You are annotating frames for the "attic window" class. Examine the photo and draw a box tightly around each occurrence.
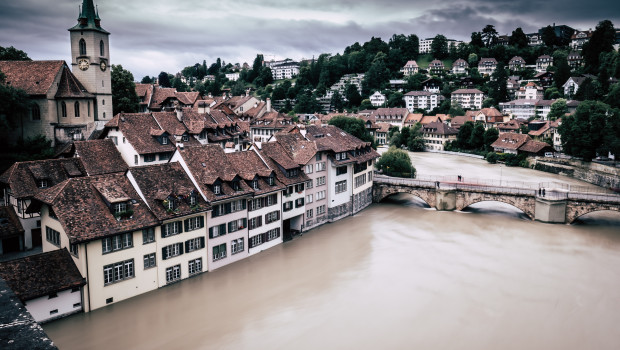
[251,179,259,190]
[164,197,176,211]
[231,180,241,191]
[213,184,221,195]
[182,134,189,142]
[189,193,197,206]
[37,179,48,188]
[267,176,275,186]
[160,136,169,145]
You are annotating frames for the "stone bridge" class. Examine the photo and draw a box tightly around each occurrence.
[373,175,620,224]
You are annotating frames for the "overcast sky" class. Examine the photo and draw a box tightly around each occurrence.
[1,0,618,80]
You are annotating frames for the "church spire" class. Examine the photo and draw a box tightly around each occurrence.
[69,0,108,33]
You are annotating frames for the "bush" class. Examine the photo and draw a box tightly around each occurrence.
[375,146,416,178]
[485,152,499,163]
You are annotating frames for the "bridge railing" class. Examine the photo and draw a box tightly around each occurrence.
[567,192,620,204]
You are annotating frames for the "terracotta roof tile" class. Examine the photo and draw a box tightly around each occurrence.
[104,113,176,155]
[54,65,93,99]
[491,132,530,151]
[129,163,210,221]
[33,174,159,243]
[0,206,24,239]
[0,249,85,301]
[74,139,128,176]
[0,60,64,96]
[0,158,86,199]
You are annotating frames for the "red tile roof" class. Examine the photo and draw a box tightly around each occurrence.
[33,174,159,243]
[0,60,64,96]
[0,249,85,301]
[0,206,24,239]
[0,158,86,199]
[105,113,176,155]
[74,139,128,176]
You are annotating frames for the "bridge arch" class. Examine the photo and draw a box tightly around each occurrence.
[566,203,620,224]
[373,185,435,208]
[457,193,535,220]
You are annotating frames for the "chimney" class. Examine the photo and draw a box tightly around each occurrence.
[266,98,271,113]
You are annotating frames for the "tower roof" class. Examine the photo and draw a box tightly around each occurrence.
[68,0,109,34]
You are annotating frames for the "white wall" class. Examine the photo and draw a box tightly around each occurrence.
[25,287,82,323]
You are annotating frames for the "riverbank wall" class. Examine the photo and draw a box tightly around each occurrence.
[529,158,620,191]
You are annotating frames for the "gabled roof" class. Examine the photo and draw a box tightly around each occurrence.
[404,113,423,124]
[0,206,24,239]
[519,140,554,154]
[509,56,525,63]
[422,121,458,135]
[105,113,176,155]
[491,132,530,151]
[452,88,484,94]
[32,174,159,243]
[74,139,128,176]
[0,60,64,96]
[129,163,210,220]
[0,158,86,199]
[55,65,93,99]
[0,249,85,301]
[273,133,317,165]
[403,60,419,67]
[371,108,409,117]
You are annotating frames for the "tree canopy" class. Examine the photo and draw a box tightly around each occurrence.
[111,65,140,115]
[328,116,375,147]
[375,146,416,178]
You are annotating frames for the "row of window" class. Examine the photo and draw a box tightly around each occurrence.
[248,194,278,211]
[161,237,206,260]
[143,152,172,163]
[161,216,205,238]
[102,233,133,254]
[212,199,246,217]
[78,38,105,57]
[103,259,134,285]
[59,101,87,119]
[249,228,281,249]
[335,180,348,194]
[208,217,248,238]
[354,173,367,189]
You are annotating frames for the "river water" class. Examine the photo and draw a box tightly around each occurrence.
[44,152,620,350]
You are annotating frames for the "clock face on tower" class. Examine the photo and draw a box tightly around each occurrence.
[78,58,89,71]
[100,61,107,71]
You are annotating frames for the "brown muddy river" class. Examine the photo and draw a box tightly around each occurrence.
[44,152,620,350]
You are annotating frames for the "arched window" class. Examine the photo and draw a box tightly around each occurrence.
[74,101,80,118]
[100,40,105,56]
[79,39,86,56]
[32,104,41,121]
[61,102,67,118]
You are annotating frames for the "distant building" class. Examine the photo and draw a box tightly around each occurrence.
[269,60,300,80]
[451,59,469,75]
[369,91,386,107]
[451,89,485,110]
[401,60,419,76]
[403,91,443,113]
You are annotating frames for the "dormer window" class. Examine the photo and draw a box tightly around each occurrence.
[267,176,275,186]
[232,181,240,191]
[251,179,259,190]
[161,136,169,145]
[37,179,48,188]
[182,134,189,142]
[113,202,127,214]
[189,193,197,206]
[164,197,176,211]
[213,184,221,195]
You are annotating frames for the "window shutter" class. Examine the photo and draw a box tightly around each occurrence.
[258,216,262,227]
[184,219,189,232]
[178,221,183,233]
[200,237,205,249]
[262,233,268,242]
[242,218,247,227]
[225,203,231,214]
[242,200,247,210]
[161,225,166,238]
[162,247,167,260]
[220,223,226,235]
[179,243,184,255]
[185,240,190,252]
[228,222,233,232]
[209,227,214,239]
[276,211,280,220]
[199,216,204,228]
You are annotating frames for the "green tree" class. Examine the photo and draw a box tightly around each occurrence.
[582,20,616,73]
[141,76,155,84]
[541,26,558,47]
[553,50,571,89]
[468,53,479,66]
[574,78,602,101]
[509,28,528,48]
[328,116,375,146]
[544,87,563,99]
[362,53,390,95]
[558,101,612,161]
[604,83,620,108]
[330,90,345,112]
[470,32,484,49]
[345,83,362,107]
[483,127,499,151]
[294,89,321,114]
[404,73,426,91]
[481,25,498,47]
[469,123,486,150]
[457,121,474,149]
[547,99,568,121]
[0,46,31,60]
[407,122,425,151]
[488,63,509,103]
[375,146,416,178]
[431,34,449,59]
[386,91,405,108]
[111,65,140,115]
[158,71,171,87]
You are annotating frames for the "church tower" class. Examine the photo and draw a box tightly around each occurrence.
[69,0,112,121]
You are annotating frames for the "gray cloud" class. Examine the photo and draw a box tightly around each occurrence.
[1,0,618,79]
